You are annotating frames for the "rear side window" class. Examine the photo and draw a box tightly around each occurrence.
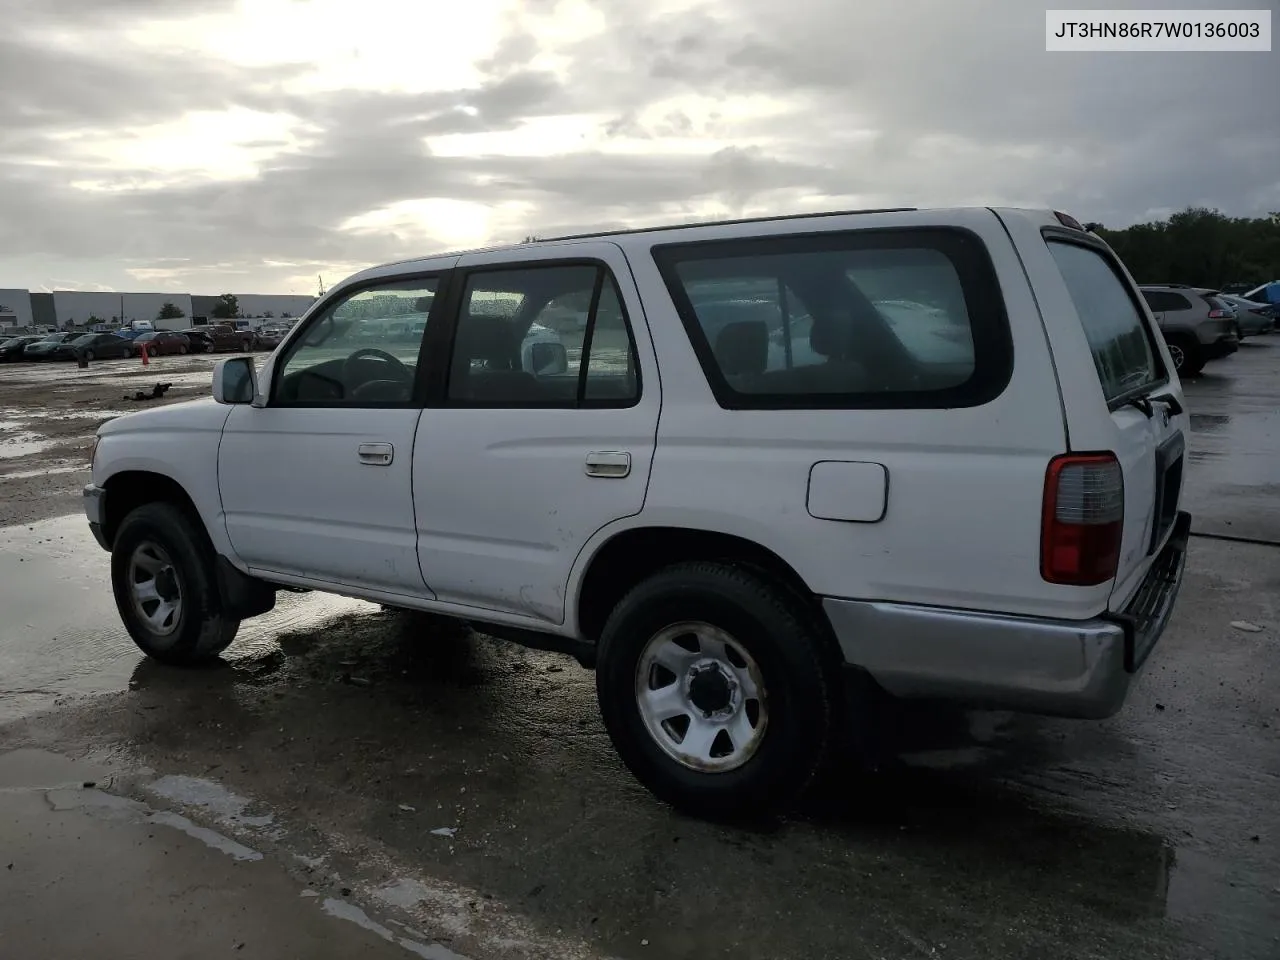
[1142,290,1192,312]
[1048,241,1161,403]
[654,228,1011,410]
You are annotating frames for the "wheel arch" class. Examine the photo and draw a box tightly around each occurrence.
[573,523,824,645]
[101,470,209,551]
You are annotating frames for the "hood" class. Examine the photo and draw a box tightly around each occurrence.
[97,397,230,437]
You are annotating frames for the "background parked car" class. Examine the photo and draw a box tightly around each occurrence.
[21,332,80,361]
[56,333,132,361]
[253,325,288,349]
[0,335,44,361]
[1139,285,1238,375]
[1219,294,1277,336]
[188,323,256,352]
[181,329,214,353]
[130,331,192,357]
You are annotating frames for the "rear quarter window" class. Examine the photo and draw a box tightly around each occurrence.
[1048,240,1162,403]
[653,228,1011,410]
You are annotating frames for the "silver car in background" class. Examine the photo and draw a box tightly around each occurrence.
[1219,294,1277,338]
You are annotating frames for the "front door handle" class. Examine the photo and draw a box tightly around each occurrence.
[358,442,394,466]
[585,450,631,478]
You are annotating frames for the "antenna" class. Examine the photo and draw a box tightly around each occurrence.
[317,274,326,297]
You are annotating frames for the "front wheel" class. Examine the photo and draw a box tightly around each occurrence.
[111,502,240,665]
[595,562,840,819]
[83,349,95,362]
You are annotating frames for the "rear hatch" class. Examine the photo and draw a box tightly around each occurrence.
[1041,232,1188,611]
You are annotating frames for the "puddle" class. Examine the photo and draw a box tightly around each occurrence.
[0,514,373,722]
[21,409,133,422]
[0,465,86,481]
[0,432,54,459]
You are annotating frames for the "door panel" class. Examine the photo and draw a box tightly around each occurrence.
[219,407,428,594]
[413,243,660,624]
[217,269,452,596]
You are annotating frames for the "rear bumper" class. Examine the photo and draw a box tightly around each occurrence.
[1203,337,1238,360]
[824,512,1191,719]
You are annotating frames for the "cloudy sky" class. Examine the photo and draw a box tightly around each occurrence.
[1,0,1276,295]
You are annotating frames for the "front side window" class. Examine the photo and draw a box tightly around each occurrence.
[655,229,1007,409]
[446,263,639,407]
[273,277,438,405]
[1048,241,1161,403]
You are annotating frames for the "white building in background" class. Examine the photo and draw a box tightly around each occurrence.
[190,293,315,323]
[51,292,194,329]
[0,289,34,332]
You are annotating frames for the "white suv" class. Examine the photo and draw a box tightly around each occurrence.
[84,208,1191,818]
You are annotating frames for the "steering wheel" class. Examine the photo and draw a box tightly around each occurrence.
[342,348,411,389]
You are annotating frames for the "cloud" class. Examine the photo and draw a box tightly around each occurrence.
[0,0,1275,294]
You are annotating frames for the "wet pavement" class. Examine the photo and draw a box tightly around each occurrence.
[1,342,1279,959]
[1180,342,1280,543]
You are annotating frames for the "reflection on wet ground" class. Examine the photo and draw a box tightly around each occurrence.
[1182,342,1280,541]
[0,515,372,722]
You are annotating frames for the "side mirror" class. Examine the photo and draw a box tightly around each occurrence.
[213,356,258,405]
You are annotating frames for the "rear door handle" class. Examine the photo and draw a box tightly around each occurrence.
[358,442,394,466]
[585,450,631,478]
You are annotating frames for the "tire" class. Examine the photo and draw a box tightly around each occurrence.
[595,561,839,819]
[241,339,252,352]
[178,344,188,355]
[111,502,240,665]
[83,349,95,362]
[1167,336,1203,377]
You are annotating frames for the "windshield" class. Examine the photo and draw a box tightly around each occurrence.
[71,334,96,345]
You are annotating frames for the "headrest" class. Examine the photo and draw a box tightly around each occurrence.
[714,320,769,376]
[454,314,515,366]
[809,314,853,359]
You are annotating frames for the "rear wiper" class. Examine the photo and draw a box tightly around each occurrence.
[1122,396,1155,418]
[1148,392,1184,416]
[1120,390,1183,419]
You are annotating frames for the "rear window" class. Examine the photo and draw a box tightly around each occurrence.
[1048,241,1161,403]
[654,228,1011,410]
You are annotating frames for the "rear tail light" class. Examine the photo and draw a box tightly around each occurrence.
[1041,453,1124,586]
[1207,308,1231,319]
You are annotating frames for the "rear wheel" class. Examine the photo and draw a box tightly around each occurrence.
[1167,336,1203,376]
[595,561,840,819]
[83,349,95,362]
[178,344,188,355]
[111,502,240,665]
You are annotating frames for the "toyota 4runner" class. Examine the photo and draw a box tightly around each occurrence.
[85,207,1191,818]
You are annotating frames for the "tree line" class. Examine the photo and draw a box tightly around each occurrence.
[1087,207,1280,290]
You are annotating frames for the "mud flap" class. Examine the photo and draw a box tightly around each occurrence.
[215,556,277,619]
